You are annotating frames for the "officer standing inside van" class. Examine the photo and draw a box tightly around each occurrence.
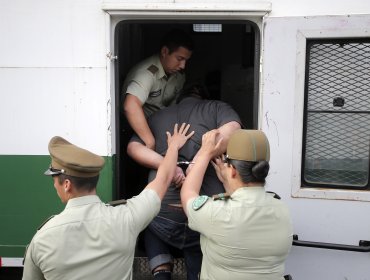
[122,29,194,150]
[181,129,293,280]
[22,123,194,280]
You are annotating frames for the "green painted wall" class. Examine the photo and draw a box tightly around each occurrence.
[0,155,114,257]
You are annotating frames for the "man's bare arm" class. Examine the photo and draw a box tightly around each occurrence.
[186,121,241,175]
[123,94,155,150]
[127,141,163,169]
[217,121,241,152]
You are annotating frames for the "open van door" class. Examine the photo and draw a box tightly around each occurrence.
[262,14,370,279]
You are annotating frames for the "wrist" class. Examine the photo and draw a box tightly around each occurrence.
[168,143,180,151]
[196,151,213,163]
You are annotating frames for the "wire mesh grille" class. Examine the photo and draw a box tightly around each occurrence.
[133,257,187,280]
[303,39,370,188]
[307,41,370,111]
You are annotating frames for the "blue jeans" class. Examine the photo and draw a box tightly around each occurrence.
[145,215,202,280]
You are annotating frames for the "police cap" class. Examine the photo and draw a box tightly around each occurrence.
[44,136,105,177]
[226,130,270,162]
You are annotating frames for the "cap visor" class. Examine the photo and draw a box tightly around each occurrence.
[44,169,61,176]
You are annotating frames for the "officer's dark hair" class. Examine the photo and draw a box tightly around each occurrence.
[57,174,99,192]
[160,29,194,53]
[228,159,270,184]
[176,83,210,103]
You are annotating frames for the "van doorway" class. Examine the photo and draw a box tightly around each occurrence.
[114,21,260,200]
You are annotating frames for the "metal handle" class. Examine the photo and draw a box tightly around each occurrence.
[293,234,370,252]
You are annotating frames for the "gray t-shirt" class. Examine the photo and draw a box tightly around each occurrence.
[131,96,242,197]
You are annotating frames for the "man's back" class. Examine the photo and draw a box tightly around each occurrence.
[147,96,241,195]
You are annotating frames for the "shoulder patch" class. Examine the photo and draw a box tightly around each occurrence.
[212,193,230,201]
[147,65,158,74]
[38,215,55,230]
[108,199,127,207]
[149,89,161,97]
[192,195,209,211]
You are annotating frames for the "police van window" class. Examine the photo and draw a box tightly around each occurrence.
[302,38,370,190]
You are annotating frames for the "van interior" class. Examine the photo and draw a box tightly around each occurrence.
[114,21,260,202]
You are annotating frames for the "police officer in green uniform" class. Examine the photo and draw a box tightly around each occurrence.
[181,129,293,280]
[122,29,194,150]
[22,123,194,280]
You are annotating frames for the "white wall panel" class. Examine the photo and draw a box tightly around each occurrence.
[0,0,106,67]
[0,67,109,155]
[102,0,370,17]
[268,0,370,17]
[262,15,370,279]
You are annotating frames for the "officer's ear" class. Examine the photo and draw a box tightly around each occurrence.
[63,179,72,193]
[161,46,170,57]
[230,164,238,178]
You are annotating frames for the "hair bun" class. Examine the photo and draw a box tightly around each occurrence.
[251,161,270,180]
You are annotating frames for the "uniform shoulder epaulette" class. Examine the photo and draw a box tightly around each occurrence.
[147,65,158,74]
[38,215,55,230]
[266,191,281,199]
[192,195,209,211]
[212,193,230,201]
[107,199,127,207]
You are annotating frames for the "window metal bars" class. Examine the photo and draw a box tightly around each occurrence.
[302,39,370,189]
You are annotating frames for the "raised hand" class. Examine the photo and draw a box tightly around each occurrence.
[166,123,195,150]
[211,155,226,184]
[173,166,185,188]
[199,129,223,158]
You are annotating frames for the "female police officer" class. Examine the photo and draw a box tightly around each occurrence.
[181,129,293,280]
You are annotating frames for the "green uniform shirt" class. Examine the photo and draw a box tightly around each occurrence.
[187,187,293,280]
[23,190,161,280]
[122,54,185,117]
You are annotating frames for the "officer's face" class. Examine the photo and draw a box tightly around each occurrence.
[161,46,192,75]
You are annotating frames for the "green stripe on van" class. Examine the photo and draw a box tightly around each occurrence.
[0,155,113,257]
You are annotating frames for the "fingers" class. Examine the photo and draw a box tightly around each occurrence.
[202,129,219,143]
[211,157,222,169]
[186,130,195,139]
[165,131,171,142]
[178,123,194,138]
[174,175,185,186]
[173,123,179,134]
[173,166,185,188]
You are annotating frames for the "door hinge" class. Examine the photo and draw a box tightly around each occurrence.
[106,52,118,61]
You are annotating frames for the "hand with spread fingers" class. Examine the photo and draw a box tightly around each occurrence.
[166,123,195,151]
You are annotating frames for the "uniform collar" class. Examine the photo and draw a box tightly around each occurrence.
[230,186,265,200]
[65,195,101,209]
